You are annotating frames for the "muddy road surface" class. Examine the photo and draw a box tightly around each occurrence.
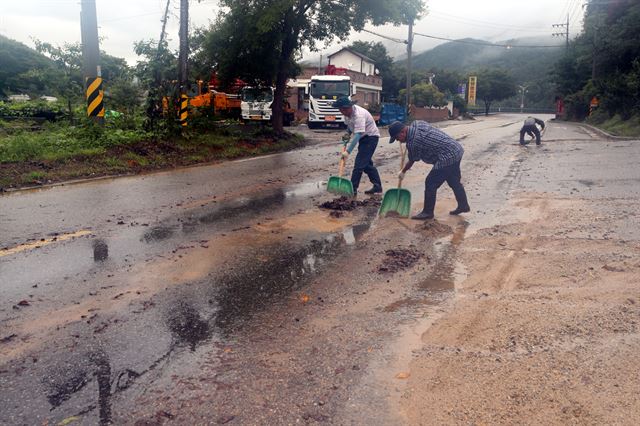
[2,115,639,425]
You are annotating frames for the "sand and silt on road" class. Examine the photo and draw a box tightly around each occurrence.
[2,118,639,424]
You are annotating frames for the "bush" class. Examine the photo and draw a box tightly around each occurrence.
[0,100,68,121]
[0,118,150,163]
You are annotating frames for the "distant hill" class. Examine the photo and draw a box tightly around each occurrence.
[0,35,55,97]
[410,36,563,80]
[404,36,565,107]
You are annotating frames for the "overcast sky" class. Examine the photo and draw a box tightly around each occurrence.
[1,0,585,65]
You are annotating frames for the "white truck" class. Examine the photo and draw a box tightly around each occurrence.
[306,74,355,129]
[240,86,274,123]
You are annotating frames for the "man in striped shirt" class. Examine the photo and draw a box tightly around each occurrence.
[389,120,470,220]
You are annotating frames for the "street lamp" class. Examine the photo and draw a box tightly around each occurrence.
[518,85,528,113]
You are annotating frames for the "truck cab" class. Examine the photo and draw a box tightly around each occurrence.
[307,75,354,129]
[240,86,274,123]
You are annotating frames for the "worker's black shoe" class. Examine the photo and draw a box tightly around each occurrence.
[449,205,471,215]
[411,211,434,220]
[364,186,383,195]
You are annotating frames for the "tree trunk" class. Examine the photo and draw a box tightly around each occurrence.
[272,11,299,134]
[484,101,491,116]
[68,98,74,122]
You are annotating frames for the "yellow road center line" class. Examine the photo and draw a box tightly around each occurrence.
[0,230,92,258]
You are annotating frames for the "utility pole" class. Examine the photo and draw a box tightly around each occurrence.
[552,14,570,52]
[80,0,104,122]
[405,19,413,119]
[518,85,528,113]
[178,0,189,127]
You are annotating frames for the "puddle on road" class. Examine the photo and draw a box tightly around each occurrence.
[29,206,377,424]
[141,181,327,243]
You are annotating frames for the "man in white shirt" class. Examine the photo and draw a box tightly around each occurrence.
[333,97,382,195]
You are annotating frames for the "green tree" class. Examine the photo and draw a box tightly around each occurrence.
[552,0,640,120]
[400,82,446,107]
[212,0,425,132]
[134,39,179,131]
[475,69,516,115]
[32,40,84,119]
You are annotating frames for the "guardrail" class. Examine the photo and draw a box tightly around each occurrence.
[468,107,556,115]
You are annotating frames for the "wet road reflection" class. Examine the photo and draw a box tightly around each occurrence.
[7,207,377,424]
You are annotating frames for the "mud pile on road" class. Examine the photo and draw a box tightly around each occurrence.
[416,220,453,238]
[319,196,381,211]
[377,247,424,273]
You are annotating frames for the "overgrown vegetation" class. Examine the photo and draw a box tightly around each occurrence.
[0,121,304,189]
[552,0,640,134]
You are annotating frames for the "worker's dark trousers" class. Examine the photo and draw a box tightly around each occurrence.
[422,161,469,215]
[351,135,382,192]
[520,125,541,144]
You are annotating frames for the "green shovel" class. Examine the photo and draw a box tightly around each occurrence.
[379,143,412,218]
[327,144,354,196]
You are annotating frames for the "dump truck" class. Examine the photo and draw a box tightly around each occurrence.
[307,65,355,129]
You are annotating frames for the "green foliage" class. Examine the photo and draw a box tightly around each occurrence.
[0,101,68,120]
[32,40,84,118]
[553,0,640,120]
[0,35,56,97]
[0,119,150,163]
[134,39,180,132]
[452,96,467,114]
[400,83,446,107]
[408,37,564,108]
[588,113,640,137]
[475,69,517,115]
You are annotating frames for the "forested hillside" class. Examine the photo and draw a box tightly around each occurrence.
[554,0,640,132]
[406,36,564,108]
[0,35,55,97]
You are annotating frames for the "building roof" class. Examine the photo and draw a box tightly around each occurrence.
[327,47,375,65]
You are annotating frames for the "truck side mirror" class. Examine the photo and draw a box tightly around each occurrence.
[305,86,309,95]
[351,84,357,95]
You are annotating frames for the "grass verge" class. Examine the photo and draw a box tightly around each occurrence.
[587,113,640,137]
[0,123,304,190]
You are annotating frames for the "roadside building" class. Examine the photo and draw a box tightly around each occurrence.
[287,47,382,121]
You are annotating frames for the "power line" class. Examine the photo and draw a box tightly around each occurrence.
[412,32,562,48]
[360,28,407,44]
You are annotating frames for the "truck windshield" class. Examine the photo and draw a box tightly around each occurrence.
[310,81,350,98]
[242,88,273,102]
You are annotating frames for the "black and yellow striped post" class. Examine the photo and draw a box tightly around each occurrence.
[179,93,188,127]
[86,76,105,120]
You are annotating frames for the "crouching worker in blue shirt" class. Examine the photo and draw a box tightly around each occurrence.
[388,120,470,220]
[333,97,383,196]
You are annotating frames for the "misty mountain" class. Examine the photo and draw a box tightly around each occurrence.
[408,36,564,85]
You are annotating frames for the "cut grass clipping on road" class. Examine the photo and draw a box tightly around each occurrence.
[0,122,304,190]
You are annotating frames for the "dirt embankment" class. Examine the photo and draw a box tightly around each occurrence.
[401,195,640,425]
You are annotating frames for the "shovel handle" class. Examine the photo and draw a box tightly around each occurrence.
[397,143,407,189]
[338,145,347,177]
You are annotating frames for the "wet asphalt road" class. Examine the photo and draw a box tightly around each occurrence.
[1,114,622,425]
